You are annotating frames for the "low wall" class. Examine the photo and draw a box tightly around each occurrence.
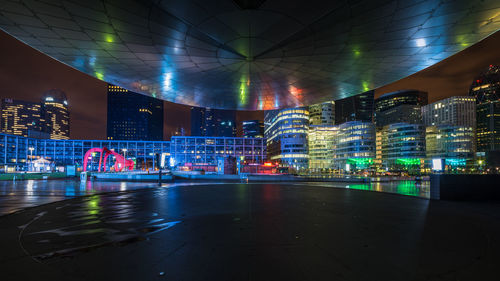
[430,174,500,200]
[93,172,173,182]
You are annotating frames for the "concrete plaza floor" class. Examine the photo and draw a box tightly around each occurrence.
[0,182,499,280]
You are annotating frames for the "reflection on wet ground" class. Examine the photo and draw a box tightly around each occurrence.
[299,180,430,198]
[1,183,499,281]
[0,180,159,215]
[0,179,430,216]
[20,192,181,261]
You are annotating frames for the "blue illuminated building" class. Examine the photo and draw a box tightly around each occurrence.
[264,107,309,172]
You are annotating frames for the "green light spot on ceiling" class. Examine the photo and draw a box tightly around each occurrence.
[95,72,104,80]
[105,35,114,43]
[362,81,370,92]
[352,48,361,58]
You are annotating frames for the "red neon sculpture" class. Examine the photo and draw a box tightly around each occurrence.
[83,147,134,172]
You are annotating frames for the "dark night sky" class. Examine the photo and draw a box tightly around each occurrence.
[0,30,499,140]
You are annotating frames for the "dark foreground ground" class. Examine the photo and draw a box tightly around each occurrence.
[1,183,499,281]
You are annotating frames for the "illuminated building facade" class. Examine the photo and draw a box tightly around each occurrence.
[375,90,428,127]
[107,84,163,141]
[422,96,476,127]
[0,133,266,172]
[469,65,500,165]
[242,120,264,138]
[335,121,375,172]
[0,132,170,171]
[1,99,45,138]
[308,125,337,173]
[170,136,266,167]
[42,89,70,140]
[335,91,374,124]
[379,123,426,172]
[264,108,309,171]
[426,126,475,169]
[190,107,236,137]
[309,101,335,125]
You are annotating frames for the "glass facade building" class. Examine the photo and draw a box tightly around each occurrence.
[379,123,426,172]
[242,120,264,138]
[308,125,337,172]
[190,107,236,137]
[469,65,500,159]
[264,108,309,171]
[0,133,266,172]
[42,90,70,140]
[335,91,374,124]
[1,91,69,140]
[1,99,44,138]
[425,126,475,169]
[169,136,266,167]
[0,132,170,171]
[309,101,335,126]
[422,96,476,127]
[107,84,164,141]
[375,90,428,127]
[335,121,375,171]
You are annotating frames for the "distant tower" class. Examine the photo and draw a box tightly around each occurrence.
[308,101,335,126]
[107,84,164,141]
[1,98,45,137]
[42,89,70,140]
[242,120,264,138]
[469,65,500,154]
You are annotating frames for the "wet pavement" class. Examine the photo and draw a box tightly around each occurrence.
[0,180,160,215]
[0,179,429,216]
[0,183,499,281]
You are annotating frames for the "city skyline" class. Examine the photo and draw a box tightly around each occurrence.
[0,29,499,140]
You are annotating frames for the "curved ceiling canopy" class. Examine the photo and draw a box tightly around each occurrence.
[1,0,499,109]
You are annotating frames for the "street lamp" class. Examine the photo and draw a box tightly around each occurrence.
[122,148,127,159]
[28,147,34,172]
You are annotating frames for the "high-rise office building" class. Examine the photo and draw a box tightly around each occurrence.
[264,107,309,171]
[1,98,44,137]
[422,96,476,127]
[1,90,69,139]
[379,123,426,171]
[242,120,264,138]
[335,121,375,172]
[374,90,428,127]
[107,84,163,141]
[190,107,236,137]
[308,125,337,172]
[426,126,475,168]
[42,89,70,140]
[335,90,374,124]
[309,101,335,125]
[469,65,500,160]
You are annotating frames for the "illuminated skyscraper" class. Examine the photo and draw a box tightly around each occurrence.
[335,90,374,124]
[375,90,428,127]
[242,120,264,138]
[190,107,236,137]
[1,98,47,138]
[308,125,337,172]
[264,108,309,171]
[422,96,476,127]
[469,65,500,161]
[425,126,475,169]
[335,121,375,172]
[309,101,335,125]
[107,85,163,141]
[42,89,70,140]
[379,123,426,172]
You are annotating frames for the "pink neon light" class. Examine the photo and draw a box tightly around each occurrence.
[83,147,134,172]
